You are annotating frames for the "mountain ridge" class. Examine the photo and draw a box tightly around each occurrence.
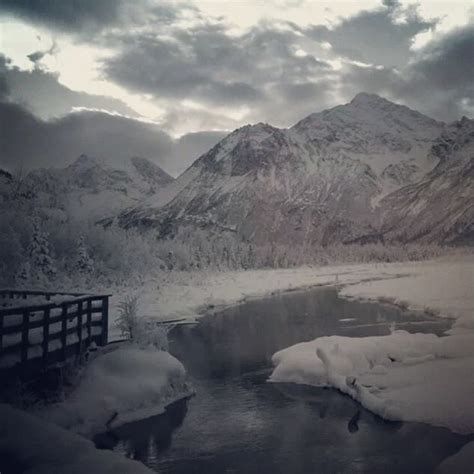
[116,93,472,246]
[1,154,174,221]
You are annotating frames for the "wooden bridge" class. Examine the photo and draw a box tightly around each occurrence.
[0,289,110,377]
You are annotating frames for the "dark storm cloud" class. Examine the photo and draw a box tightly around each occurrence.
[401,25,474,120]
[0,100,225,175]
[0,0,127,33]
[337,24,474,121]
[102,24,331,108]
[0,0,198,36]
[0,60,138,119]
[0,101,169,169]
[0,56,9,100]
[305,1,435,68]
[409,25,474,92]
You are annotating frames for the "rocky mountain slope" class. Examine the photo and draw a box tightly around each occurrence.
[118,93,472,246]
[1,155,174,221]
[380,117,474,245]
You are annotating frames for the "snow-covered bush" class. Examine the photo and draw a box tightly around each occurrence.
[115,295,139,340]
[115,294,170,350]
[134,322,170,351]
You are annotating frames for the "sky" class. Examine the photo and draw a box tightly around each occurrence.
[0,0,473,175]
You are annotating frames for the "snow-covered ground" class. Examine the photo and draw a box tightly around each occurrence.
[2,254,472,472]
[270,331,474,433]
[108,254,473,339]
[40,343,192,436]
[340,257,474,332]
[0,403,155,474]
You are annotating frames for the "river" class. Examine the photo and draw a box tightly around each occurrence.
[95,287,471,473]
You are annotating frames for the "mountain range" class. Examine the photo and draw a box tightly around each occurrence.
[116,93,473,246]
[0,155,173,221]
[2,93,472,246]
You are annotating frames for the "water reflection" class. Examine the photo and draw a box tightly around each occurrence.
[273,383,403,435]
[95,398,188,464]
[98,287,469,474]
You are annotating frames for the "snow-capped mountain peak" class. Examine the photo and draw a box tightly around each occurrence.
[7,155,174,222]
[115,94,472,246]
[67,153,100,171]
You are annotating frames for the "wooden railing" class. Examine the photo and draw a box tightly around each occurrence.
[0,289,110,374]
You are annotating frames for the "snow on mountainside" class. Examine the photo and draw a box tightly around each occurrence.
[117,93,471,246]
[380,117,474,245]
[292,92,443,197]
[5,155,174,221]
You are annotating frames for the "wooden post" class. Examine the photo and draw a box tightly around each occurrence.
[0,312,3,353]
[21,309,29,363]
[42,308,50,366]
[77,301,83,355]
[61,304,68,361]
[101,296,109,346]
[86,298,92,347]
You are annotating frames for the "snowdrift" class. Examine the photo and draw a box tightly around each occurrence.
[270,330,474,434]
[42,343,191,436]
[0,403,154,474]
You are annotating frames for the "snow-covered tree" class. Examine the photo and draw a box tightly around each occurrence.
[76,234,94,273]
[28,219,57,282]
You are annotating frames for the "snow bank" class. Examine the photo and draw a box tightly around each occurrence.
[41,344,191,436]
[340,255,474,331]
[0,403,154,474]
[270,330,474,434]
[108,262,402,339]
[108,254,473,341]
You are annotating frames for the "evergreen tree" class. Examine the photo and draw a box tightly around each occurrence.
[28,219,57,282]
[76,234,94,273]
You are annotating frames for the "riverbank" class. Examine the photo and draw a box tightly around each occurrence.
[108,253,473,339]
[2,253,472,473]
[266,254,473,472]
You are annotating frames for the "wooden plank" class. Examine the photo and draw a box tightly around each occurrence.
[0,289,112,298]
[0,291,112,375]
[0,300,111,318]
[0,296,105,317]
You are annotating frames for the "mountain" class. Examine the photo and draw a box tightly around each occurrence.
[380,117,474,245]
[3,155,174,221]
[117,93,471,246]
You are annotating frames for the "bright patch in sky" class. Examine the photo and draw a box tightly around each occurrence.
[0,0,472,134]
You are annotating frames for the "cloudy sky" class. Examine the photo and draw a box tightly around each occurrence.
[0,0,473,175]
